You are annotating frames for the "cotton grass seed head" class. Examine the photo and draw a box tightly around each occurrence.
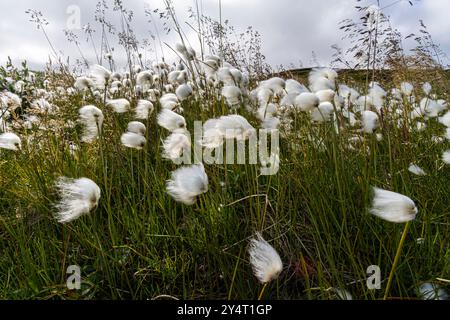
[166,163,208,205]
[54,177,100,224]
[248,232,283,284]
[135,99,154,119]
[121,132,146,149]
[157,109,186,132]
[0,132,21,151]
[369,187,418,223]
[106,98,130,113]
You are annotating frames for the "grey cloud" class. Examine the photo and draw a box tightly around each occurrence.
[0,0,448,71]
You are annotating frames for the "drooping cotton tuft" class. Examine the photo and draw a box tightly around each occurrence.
[294,92,320,112]
[408,164,426,176]
[121,121,146,149]
[175,83,193,101]
[54,177,101,223]
[78,105,104,143]
[166,163,208,205]
[222,85,242,107]
[361,110,379,133]
[369,187,418,223]
[89,64,111,89]
[120,132,146,150]
[106,98,130,113]
[162,131,191,161]
[0,132,21,150]
[442,150,450,164]
[157,109,186,132]
[127,121,146,135]
[135,100,154,119]
[248,232,283,284]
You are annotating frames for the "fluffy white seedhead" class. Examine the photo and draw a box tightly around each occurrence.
[422,98,447,118]
[166,163,208,205]
[127,121,146,135]
[157,109,186,132]
[361,110,379,133]
[106,98,130,113]
[422,82,432,95]
[89,64,111,89]
[438,111,450,127]
[162,131,191,160]
[333,288,353,300]
[285,79,309,95]
[442,150,450,164]
[121,132,146,149]
[135,100,154,119]
[400,82,414,96]
[315,89,335,103]
[160,93,180,110]
[369,187,418,223]
[136,70,154,90]
[311,102,334,122]
[0,132,21,151]
[408,164,426,176]
[79,105,104,143]
[294,92,320,112]
[74,76,94,92]
[175,83,193,101]
[54,177,101,223]
[308,68,337,92]
[248,232,283,284]
[368,83,387,111]
[222,85,242,107]
[209,114,255,141]
[418,283,448,300]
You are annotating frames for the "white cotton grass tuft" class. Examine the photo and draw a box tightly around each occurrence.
[121,121,146,150]
[201,114,255,148]
[78,105,104,143]
[400,82,414,96]
[0,132,21,151]
[422,82,432,96]
[294,92,320,112]
[408,163,426,176]
[248,232,283,284]
[162,131,191,160]
[166,163,208,205]
[311,102,334,122]
[417,283,448,300]
[106,98,130,113]
[369,187,418,223]
[438,111,450,127]
[361,110,379,133]
[442,150,450,164]
[135,100,154,119]
[221,85,242,107]
[120,132,146,150]
[89,64,111,89]
[333,288,353,300]
[54,177,101,224]
[175,83,193,101]
[157,109,186,132]
[127,121,146,135]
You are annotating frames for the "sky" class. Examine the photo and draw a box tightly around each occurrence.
[0,0,449,71]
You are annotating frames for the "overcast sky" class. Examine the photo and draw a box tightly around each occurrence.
[0,0,449,71]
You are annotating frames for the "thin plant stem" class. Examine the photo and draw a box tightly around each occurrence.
[383,221,411,300]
